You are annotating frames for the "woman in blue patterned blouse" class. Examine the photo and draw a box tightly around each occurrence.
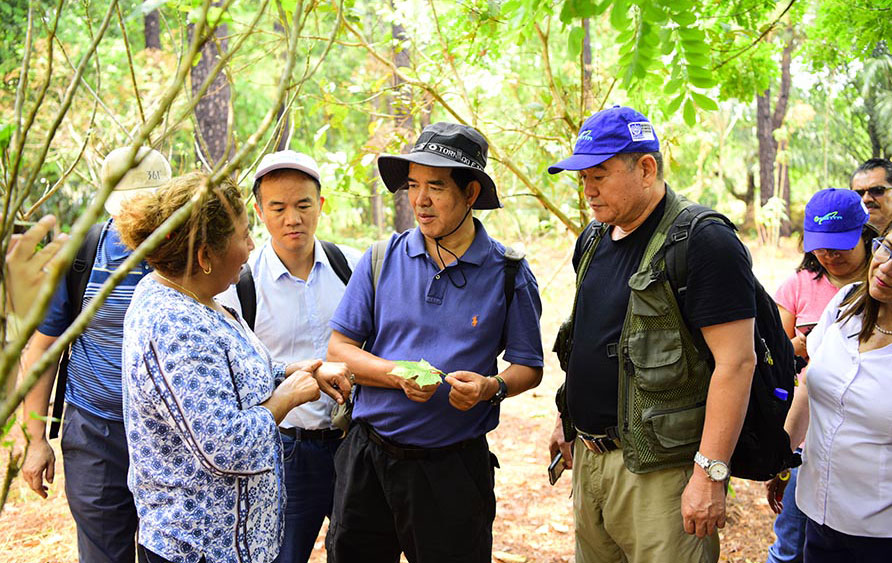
[117,172,352,563]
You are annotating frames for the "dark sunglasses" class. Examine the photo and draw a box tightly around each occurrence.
[854,185,892,198]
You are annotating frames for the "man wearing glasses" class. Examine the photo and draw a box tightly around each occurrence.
[851,158,892,232]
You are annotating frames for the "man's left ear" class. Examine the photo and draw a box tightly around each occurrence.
[466,180,481,208]
[318,196,325,212]
[640,155,658,186]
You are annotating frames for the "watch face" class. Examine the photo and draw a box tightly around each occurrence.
[708,462,730,481]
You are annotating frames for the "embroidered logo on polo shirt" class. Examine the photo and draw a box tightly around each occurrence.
[472,315,478,327]
[628,122,655,141]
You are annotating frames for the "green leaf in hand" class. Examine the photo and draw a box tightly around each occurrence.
[390,359,444,387]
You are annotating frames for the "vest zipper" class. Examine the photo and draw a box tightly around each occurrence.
[622,345,632,433]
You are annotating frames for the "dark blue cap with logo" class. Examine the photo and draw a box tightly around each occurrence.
[803,188,870,252]
[548,106,660,174]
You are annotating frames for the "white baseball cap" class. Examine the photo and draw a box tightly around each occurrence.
[100,147,172,216]
[253,150,321,183]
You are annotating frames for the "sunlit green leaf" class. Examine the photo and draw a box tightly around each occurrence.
[390,359,445,387]
[568,26,585,61]
[683,98,697,126]
[666,92,686,114]
[609,0,631,31]
[690,91,719,111]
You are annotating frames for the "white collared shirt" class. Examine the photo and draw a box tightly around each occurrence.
[218,238,361,430]
[796,283,892,537]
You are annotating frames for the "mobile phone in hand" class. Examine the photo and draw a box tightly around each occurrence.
[795,321,818,336]
[548,451,567,486]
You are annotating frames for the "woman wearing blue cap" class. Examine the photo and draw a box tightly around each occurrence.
[767,189,892,562]
[765,189,875,563]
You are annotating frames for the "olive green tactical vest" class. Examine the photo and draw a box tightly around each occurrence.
[593,187,714,474]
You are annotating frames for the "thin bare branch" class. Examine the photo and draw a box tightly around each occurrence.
[116,3,148,129]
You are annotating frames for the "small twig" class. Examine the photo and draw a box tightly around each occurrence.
[116,3,148,129]
[714,0,797,70]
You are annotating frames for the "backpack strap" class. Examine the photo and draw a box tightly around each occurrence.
[503,246,524,310]
[658,205,737,312]
[321,240,352,286]
[236,267,257,331]
[49,222,104,439]
[370,239,388,291]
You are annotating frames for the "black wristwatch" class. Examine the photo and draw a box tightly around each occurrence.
[489,375,508,406]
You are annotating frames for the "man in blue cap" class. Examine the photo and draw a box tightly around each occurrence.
[547,106,757,562]
[325,122,544,562]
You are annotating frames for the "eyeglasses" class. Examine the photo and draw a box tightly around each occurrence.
[871,237,892,264]
[854,185,892,198]
[813,247,856,258]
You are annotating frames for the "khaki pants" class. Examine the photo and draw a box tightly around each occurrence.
[572,439,719,563]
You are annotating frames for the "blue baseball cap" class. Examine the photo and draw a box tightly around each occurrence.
[548,106,660,174]
[803,188,870,252]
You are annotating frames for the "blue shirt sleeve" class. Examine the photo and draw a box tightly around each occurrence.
[502,259,544,367]
[330,245,376,343]
[37,281,72,337]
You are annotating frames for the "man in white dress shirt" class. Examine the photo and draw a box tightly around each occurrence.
[218,150,360,563]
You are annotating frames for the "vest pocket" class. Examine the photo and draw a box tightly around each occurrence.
[628,329,687,391]
[641,402,706,452]
[628,270,669,316]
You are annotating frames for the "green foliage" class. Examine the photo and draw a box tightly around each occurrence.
[390,359,445,387]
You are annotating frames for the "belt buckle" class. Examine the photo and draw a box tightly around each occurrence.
[581,434,611,454]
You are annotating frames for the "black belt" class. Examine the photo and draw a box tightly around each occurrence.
[577,426,621,454]
[363,422,482,460]
[279,427,344,441]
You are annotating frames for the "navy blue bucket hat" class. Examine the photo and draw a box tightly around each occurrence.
[549,106,660,174]
[377,122,501,210]
[803,188,870,252]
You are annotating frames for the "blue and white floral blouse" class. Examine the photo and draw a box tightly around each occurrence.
[122,276,287,563]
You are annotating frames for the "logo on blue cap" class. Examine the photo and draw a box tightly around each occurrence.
[578,129,593,142]
[813,211,843,225]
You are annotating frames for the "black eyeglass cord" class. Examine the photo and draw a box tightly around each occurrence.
[433,206,473,289]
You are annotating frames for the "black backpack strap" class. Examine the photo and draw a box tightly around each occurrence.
[503,246,524,310]
[660,205,736,311]
[236,267,257,331]
[49,222,104,439]
[321,240,352,286]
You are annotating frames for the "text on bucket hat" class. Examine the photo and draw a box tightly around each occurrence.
[253,150,321,184]
[548,105,660,174]
[376,122,501,210]
[101,147,172,216]
[803,188,870,253]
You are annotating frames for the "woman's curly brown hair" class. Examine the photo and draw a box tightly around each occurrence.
[116,171,245,277]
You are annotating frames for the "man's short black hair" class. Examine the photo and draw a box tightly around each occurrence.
[617,151,664,179]
[253,168,321,205]
[850,158,892,187]
[449,167,477,192]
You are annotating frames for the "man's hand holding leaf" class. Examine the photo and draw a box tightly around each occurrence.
[389,359,444,403]
[445,371,496,411]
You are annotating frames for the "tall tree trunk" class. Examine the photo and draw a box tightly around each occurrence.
[755,32,794,239]
[189,10,231,167]
[581,18,593,114]
[144,10,161,50]
[390,13,415,233]
[272,21,291,152]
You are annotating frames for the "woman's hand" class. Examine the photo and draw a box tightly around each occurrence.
[263,360,321,423]
[765,471,790,514]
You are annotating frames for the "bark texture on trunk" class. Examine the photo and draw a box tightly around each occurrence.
[190,16,231,167]
[390,16,415,233]
[144,10,161,50]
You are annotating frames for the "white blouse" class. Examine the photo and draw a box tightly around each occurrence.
[796,283,892,537]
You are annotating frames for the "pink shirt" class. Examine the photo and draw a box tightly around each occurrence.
[774,269,840,332]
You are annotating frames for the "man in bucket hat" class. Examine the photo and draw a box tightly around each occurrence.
[325,122,544,562]
[547,107,756,562]
[21,147,171,563]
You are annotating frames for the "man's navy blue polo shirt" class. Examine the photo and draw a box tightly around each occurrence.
[330,219,543,448]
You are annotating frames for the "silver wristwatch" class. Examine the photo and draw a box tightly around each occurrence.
[694,451,730,482]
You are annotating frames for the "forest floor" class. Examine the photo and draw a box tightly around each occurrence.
[0,232,800,562]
